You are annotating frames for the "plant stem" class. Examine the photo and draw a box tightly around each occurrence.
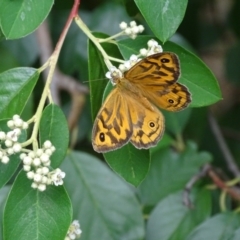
[74,15,113,70]
[21,0,80,149]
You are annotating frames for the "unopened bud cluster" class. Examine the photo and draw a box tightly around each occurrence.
[119,21,144,39]
[65,220,82,240]
[0,115,28,164]
[20,140,65,191]
[106,39,163,84]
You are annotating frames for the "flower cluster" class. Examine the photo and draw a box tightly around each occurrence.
[0,115,28,164]
[105,39,163,82]
[20,140,65,191]
[119,21,144,39]
[65,220,82,240]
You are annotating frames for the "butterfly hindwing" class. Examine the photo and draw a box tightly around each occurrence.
[92,88,133,153]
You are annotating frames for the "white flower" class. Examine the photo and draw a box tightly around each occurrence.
[105,66,123,85]
[28,151,35,158]
[51,169,66,186]
[66,220,82,240]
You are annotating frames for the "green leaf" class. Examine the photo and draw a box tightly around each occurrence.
[0,67,39,119]
[3,171,72,240]
[0,119,27,189]
[186,212,240,240]
[118,37,222,107]
[0,0,54,39]
[138,141,212,205]
[62,151,145,240]
[39,104,69,168]
[163,107,192,135]
[146,189,211,240]
[104,144,150,186]
[232,228,240,240]
[134,0,188,42]
[2,33,39,66]
[0,186,11,238]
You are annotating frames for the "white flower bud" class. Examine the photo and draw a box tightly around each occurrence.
[23,156,32,165]
[41,176,48,184]
[40,153,49,163]
[132,26,140,34]
[45,149,52,156]
[51,146,56,152]
[36,168,43,174]
[28,151,35,158]
[33,158,41,166]
[140,48,148,56]
[130,21,137,27]
[138,25,144,33]
[13,115,20,120]
[5,139,13,147]
[7,120,14,129]
[43,140,52,149]
[31,182,38,189]
[38,184,46,192]
[43,161,51,167]
[36,149,43,157]
[22,122,28,130]
[27,171,34,179]
[20,153,26,160]
[14,118,23,127]
[23,165,31,171]
[7,148,14,155]
[125,27,132,35]
[119,21,127,30]
[0,132,6,140]
[42,167,49,175]
[2,156,10,164]
[33,173,42,183]
[13,143,22,153]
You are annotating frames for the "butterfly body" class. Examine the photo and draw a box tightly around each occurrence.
[92,52,191,153]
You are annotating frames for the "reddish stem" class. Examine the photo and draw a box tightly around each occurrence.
[53,0,81,55]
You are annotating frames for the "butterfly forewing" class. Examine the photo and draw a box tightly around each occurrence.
[124,52,180,85]
[124,52,191,112]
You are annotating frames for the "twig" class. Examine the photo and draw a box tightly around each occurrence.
[208,112,240,177]
[183,164,211,208]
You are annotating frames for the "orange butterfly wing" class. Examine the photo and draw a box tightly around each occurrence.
[124,52,191,111]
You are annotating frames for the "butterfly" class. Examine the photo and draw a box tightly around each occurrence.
[92,52,191,153]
